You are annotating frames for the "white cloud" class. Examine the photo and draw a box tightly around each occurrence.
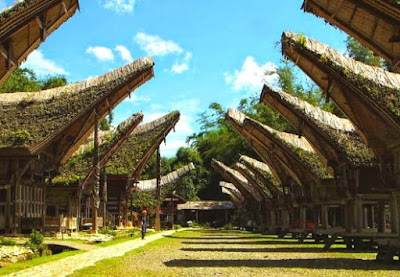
[224,56,278,91]
[171,52,192,74]
[115,45,133,63]
[101,0,136,13]
[124,93,151,104]
[86,46,114,62]
[22,50,69,76]
[134,32,183,56]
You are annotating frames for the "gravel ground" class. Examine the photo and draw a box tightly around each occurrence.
[69,229,400,277]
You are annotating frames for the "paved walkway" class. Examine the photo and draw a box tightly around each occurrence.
[6,230,178,277]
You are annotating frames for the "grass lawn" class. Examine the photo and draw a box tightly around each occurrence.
[97,231,155,247]
[0,250,85,276]
[68,230,400,277]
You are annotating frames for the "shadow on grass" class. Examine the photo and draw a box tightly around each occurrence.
[164,258,399,270]
[180,247,374,254]
[165,236,263,240]
[180,240,324,245]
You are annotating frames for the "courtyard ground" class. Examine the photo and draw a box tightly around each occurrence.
[68,229,400,277]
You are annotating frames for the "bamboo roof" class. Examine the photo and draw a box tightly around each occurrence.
[106,111,180,185]
[226,108,301,186]
[177,201,234,211]
[219,181,243,198]
[0,57,154,166]
[235,162,272,200]
[52,112,143,186]
[136,163,195,191]
[302,0,400,69]
[221,187,243,208]
[0,0,80,85]
[211,159,263,203]
[240,155,283,196]
[244,116,332,182]
[261,85,377,167]
[282,31,400,155]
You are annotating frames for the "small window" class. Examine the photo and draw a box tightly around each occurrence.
[0,189,7,202]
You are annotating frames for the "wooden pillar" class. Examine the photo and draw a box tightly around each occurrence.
[344,201,353,233]
[282,209,289,229]
[321,205,329,229]
[269,210,276,231]
[354,197,363,233]
[171,199,175,227]
[92,111,100,233]
[363,206,368,228]
[390,193,399,234]
[14,161,21,234]
[5,185,11,232]
[299,206,306,229]
[377,201,386,233]
[154,147,161,231]
[42,187,46,230]
[101,169,107,228]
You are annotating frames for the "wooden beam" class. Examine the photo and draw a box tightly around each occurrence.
[61,1,69,16]
[0,44,17,67]
[329,0,345,20]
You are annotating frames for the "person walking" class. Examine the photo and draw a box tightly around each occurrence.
[141,210,148,240]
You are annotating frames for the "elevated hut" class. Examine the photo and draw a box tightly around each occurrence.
[46,113,143,231]
[301,0,400,70]
[0,58,154,232]
[0,0,80,84]
[105,111,180,225]
[281,32,400,236]
[261,85,387,237]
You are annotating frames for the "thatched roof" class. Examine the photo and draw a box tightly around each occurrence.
[235,162,272,200]
[240,155,283,196]
[243,116,332,181]
[211,159,263,203]
[219,181,242,197]
[261,85,377,167]
[302,0,400,69]
[106,111,180,184]
[0,57,154,166]
[177,201,234,211]
[221,187,242,207]
[0,0,80,85]
[136,163,195,191]
[282,31,400,155]
[226,108,301,185]
[52,112,143,186]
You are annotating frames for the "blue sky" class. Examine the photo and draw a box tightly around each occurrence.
[1,0,348,157]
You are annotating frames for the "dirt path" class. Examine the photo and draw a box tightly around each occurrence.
[69,229,400,277]
[5,230,178,277]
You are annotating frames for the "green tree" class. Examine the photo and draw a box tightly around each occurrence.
[40,75,68,89]
[0,68,41,92]
[345,36,383,67]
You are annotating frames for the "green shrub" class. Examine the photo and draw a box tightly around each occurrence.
[173,224,182,230]
[188,221,199,228]
[29,230,44,246]
[0,237,16,245]
[25,230,50,256]
[98,228,117,236]
[223,223,234,230]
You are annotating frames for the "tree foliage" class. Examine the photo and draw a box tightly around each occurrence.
[345,36,384,67]
[0,68,68,93]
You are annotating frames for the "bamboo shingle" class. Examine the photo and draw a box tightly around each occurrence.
[0,0,80,84]
[282,31,400,155]
[211,159,263,203]
[261,85,377,168]
[302,0,400,69]
[136,163,195,192]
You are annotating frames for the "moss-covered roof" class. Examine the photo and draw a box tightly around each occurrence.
[211,159,263,203]
[235,162,272,199]
[261,85,377,167]
[0,0,80,84]
[282,31,400,126]
[240,155,282,194]
[52,112,144,185]
[245,117,332,180]
[106,111,180,179]
[302,0,400,68]
[0,57,154,156]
